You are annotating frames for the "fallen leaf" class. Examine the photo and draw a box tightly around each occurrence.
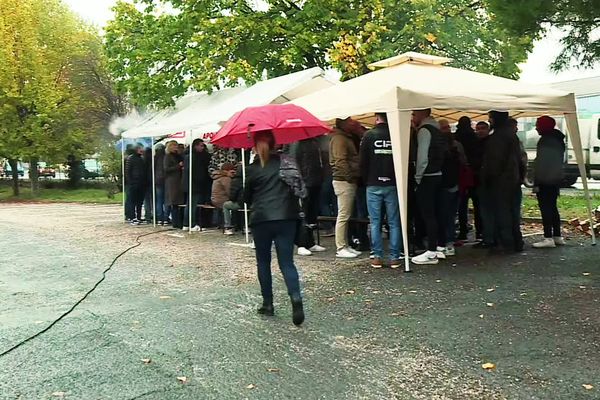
[583,272,591,276]
[177,376,187,383]
[435,279,442,283]
[51,392,65,398]
[486,303,494,307]
[409,290,418,294]
[266,368,280,373]
[133,320,140,324]
[141,358,151,364]
[479,314,484,319]
[346,316,354,320]
[486,288,495,292]
[345,290,355,295]
[372,290,381,294]
[520,293,528,296]
[326,297,335,302]
[583,384,594,390]
[482,363,496,370]
[246,384,257,389]
[159,296,172,300]
[579,286,587,289]
[34,321,44,324]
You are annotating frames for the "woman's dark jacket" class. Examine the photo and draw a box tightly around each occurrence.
[164,153,184,206]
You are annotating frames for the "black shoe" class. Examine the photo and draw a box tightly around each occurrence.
[291,298,305,326]
[257,303,274,316]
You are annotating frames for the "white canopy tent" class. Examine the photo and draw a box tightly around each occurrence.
[121,67,337,235]
[291,52,596,272]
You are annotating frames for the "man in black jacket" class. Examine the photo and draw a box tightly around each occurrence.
[183,139,212,231]
[359,113,402,268]
[125,144,147,224]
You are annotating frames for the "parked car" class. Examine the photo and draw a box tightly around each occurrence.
[83,168,101,180]
[2,163,24,177]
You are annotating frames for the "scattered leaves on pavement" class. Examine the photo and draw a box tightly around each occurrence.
[583,272,591,276]
[486,303,494,307]
[583,384,594,390]
[51,392,66,398]
[487,288,495,292]
[345,290,355,295]
[482,363,496,370]
[177,376,188,383]
[266,368,281,373]
[479,314,484,319]
[141,358,151,364]
[246,384,257,389]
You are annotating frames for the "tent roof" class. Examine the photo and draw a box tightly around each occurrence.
[121,67,335,138]
[291,53,577,123]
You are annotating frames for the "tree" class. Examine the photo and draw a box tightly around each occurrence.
[105,0,533,108]
[488,0,600,71]
[0,0,124,195]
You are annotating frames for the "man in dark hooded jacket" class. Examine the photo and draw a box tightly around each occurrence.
[183,139,212,230]
[125,144,147,223]
[480,111,523,251]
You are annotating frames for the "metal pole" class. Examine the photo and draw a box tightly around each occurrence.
[188,131,193,233]
[152,137,156,227]
[121,138,126,223]
[242,149,250,244]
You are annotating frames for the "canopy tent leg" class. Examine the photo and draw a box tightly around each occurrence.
[388,110,413,272]
[188,132,193,233]
[121,139,126,223]
[152,137,157,227]
[565,113,596,245]
[242,149,250,244]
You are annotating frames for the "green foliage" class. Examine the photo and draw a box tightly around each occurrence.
[488,0,600,71]
[0,0,125,195]
[98,143,123,184]
[105,0,533,107]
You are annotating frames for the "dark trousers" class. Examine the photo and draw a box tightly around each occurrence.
[169,205,183,229]
[458,187,481,237]
[349,186,370,250]
[305,186,321,225]
[484,183,521,251]
[253,220,302,302]
[536,185,561,238]
[125,185,134,220]
[130,185,146,220]
[416,176,443,251]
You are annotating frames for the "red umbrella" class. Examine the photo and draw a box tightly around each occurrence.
[211,104,330,149]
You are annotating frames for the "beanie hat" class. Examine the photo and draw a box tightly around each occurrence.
[536,116,556,134]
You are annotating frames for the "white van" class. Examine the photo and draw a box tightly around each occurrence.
[522,114,600,187]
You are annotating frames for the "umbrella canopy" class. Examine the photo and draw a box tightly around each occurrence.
[211,104,330,149]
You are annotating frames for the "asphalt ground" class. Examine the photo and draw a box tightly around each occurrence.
[0,203,598,400]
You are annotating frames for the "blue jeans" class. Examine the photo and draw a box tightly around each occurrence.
[155,185,166,222]
[366,186,403,259]
[253,220,302,302]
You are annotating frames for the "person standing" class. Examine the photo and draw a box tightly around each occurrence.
[480,111,522,252]
[154,144,167,225]
[289,138,327,256]
[532,116,566,248]
[359,113,403,268]
[164,141,185,229]
[124,144,135,221]
[509,118,528,251]
[244,130,305,326]
[330,118,362,259]
[439,119,466,256]
[410,109,448,265]
[143,147,154,223]
[183,139,212,231]
[125,144,146,225]
[473,121,495,248]
[455,116,481,240]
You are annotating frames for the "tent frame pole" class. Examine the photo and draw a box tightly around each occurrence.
[152,137,157,227]
[189,132,193,233]
[121,138,126,223]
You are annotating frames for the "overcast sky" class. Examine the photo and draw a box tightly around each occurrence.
[64,0,599,84]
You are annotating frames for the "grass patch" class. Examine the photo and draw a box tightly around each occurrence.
[0,186,122,204]
[522,191,600,220]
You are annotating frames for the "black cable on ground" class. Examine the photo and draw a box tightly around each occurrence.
[0,228,173,358]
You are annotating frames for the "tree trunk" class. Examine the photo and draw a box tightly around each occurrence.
[30,157,40,194]
[8,159,20,196]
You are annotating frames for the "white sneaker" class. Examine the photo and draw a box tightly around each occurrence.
[309,245,326,252]
[297,247,313,256]
[436,251,446,259]
[190,225,202,232]
[347,247,362,256]
[445,245,456,256]
[336,248,358,259]
[224,228,235,235]
[554,237,566,246]
[533,238,556,248]
[250,241,255,249]
[411,250,439,265]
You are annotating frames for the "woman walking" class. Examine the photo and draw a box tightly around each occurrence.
[532,116,566,248]
[244,131,305,326]
[164,141,185,229]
